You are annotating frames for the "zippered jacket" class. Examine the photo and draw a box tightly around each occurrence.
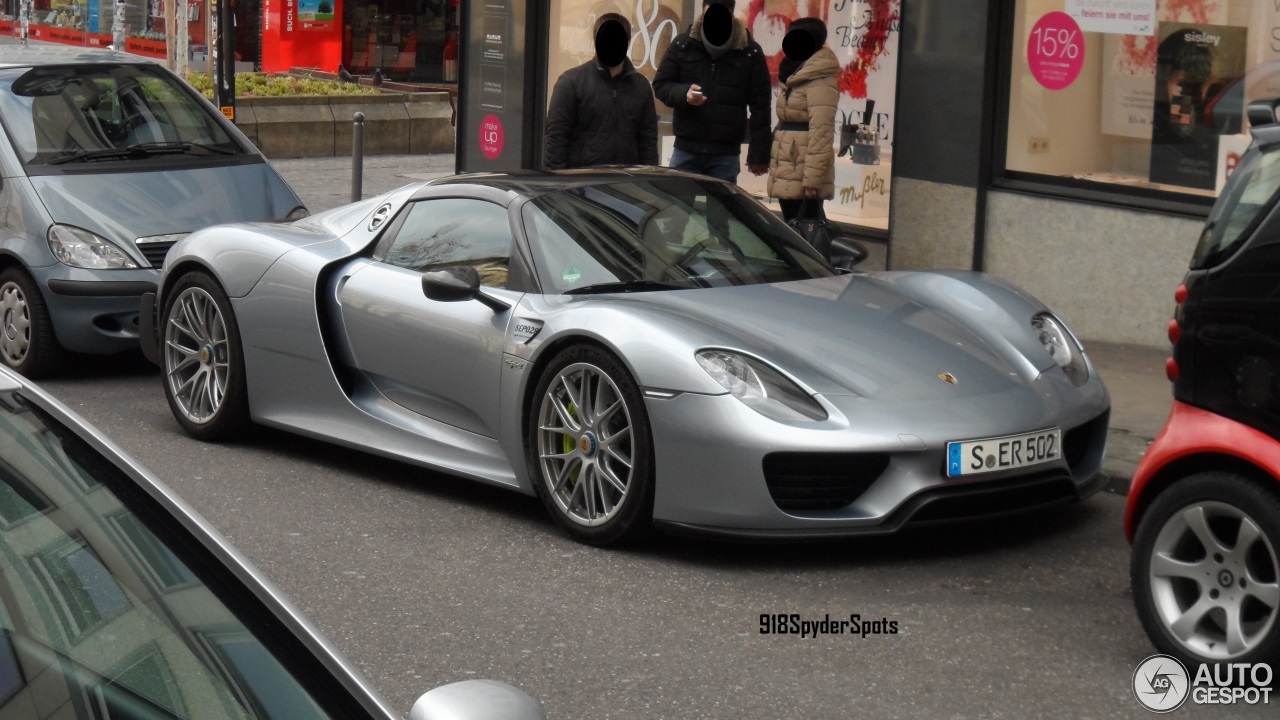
[544,58,659,170]
[652,15,772,164]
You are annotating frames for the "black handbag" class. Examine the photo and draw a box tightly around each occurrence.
[787,198,836,258]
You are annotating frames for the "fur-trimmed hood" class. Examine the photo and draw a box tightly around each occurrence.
[689,13,749,51]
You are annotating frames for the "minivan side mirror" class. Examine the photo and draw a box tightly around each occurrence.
[410,679,545,720]
[828,237,869,272]
[422,266,510,312]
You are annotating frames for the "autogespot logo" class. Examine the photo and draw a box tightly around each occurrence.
[1133,655,1190,713]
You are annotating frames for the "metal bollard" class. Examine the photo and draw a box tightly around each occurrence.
[351,112,365,203]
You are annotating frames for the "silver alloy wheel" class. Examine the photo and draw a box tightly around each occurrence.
[0,282,30,365]
[537,362,635,527]
[1149,500,1280,659]
[164,287,230,424]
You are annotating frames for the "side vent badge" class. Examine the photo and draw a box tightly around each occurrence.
[512,319,544,345]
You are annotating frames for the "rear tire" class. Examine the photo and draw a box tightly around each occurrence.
[160,272,249,441]
[0,267,63,378]
[1131,472,1280,667]
[528,345,654,546]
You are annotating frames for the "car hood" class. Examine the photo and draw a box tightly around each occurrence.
[30,163,297,259]
[588,272,1062,399]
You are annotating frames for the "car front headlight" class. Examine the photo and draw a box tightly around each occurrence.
[48,225,138,269]
[1032,312,1088,386]
[695,349,827,422]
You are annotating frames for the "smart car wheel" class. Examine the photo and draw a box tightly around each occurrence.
[0,267,62,378]
[161,272,248,441]
[530,345,654,546]
[1132,472,1280,666]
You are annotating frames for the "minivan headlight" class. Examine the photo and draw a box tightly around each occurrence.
[695,349,827,422]
[48,225,138,269]
[1031,312,1088,386]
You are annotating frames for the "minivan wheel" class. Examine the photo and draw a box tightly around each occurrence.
[0,267,63,378]
[1132,472,1280,667]
[161,272,249,441]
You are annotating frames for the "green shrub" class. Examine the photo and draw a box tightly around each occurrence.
[185,72,382,98]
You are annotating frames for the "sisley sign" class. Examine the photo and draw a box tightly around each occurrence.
[1065,0,1155,36]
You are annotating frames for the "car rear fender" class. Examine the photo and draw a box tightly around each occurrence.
[1124,400,1280,541]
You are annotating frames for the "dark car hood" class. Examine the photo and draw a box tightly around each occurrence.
[609,272,1059,399]
[30,163,296,260]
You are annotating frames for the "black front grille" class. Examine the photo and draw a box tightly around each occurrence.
[1062,410,1109,470]
[135,241,177,268]
[763,452,890,511]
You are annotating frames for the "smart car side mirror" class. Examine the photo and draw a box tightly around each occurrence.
[410,679,545,720]
[422,266,510,312]
[828,237,868,272]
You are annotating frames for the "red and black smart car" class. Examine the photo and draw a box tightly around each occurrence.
[1126,99,1280,667]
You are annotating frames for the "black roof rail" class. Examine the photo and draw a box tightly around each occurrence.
[1248,98,1280,136]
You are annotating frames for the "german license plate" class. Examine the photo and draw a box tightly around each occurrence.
[946,428,1062,477]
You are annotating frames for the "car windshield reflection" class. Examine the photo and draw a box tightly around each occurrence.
[0,391,335,719]
[0,64,243,166]
[522,177,833,294]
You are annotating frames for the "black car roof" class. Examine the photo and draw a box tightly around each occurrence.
[428,166,719,197]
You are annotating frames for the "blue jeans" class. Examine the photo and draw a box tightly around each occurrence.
[670,147,741,183]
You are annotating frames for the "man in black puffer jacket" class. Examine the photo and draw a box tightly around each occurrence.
[652,0,771,183]
[544,13,659,170]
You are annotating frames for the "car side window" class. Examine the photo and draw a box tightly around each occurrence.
[382,198,513,288]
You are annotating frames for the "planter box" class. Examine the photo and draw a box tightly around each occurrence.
[234,92,454,158]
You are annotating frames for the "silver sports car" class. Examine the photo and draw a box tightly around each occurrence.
[140,169,1111,545]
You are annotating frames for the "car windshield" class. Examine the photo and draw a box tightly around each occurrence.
[1193,141,1280,269]
[0,63,242,166]
[0,391,337,719]
[521,177,834,294]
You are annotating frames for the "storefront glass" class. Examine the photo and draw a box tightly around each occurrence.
[1007,0,1280,200]
[543,0,901,231]
[341,0,458,82]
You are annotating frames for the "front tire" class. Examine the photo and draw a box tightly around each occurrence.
[1131,472,1280,667]
[529,345,654,546]
[0,267,63,378]
[161,272,249,441]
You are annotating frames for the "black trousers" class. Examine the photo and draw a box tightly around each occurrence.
[779,198,826,223]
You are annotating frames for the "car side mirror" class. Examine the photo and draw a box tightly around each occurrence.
[410,679,545,720]
[422,266,510,312]
[828,237,869,272]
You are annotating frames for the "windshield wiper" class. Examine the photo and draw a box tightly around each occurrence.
[49,142,236,165]
[564,280,694,295]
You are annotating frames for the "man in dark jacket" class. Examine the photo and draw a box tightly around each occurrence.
[544,13,659,170]
[652,0,771,182]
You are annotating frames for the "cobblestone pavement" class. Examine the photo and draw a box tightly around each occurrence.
[272,153,456,214]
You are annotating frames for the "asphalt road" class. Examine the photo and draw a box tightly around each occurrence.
[37,157,1272,719]
[42,354,1270,720]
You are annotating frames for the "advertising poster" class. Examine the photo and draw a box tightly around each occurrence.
[1148,22,1246,190]
[1101,0,1226,138]
[461,0,526,170]
[546,0,685,94]
[1066,0,1155,35]
[296,0,336,31]
[746,0,899,153]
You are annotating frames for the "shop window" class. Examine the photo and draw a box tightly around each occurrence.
[1006,0,1280,202]
[543,1,901,233]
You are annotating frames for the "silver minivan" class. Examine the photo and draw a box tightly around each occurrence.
[0,45,305,377]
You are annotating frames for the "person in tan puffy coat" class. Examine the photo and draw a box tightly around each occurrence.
[767,18,839,222]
